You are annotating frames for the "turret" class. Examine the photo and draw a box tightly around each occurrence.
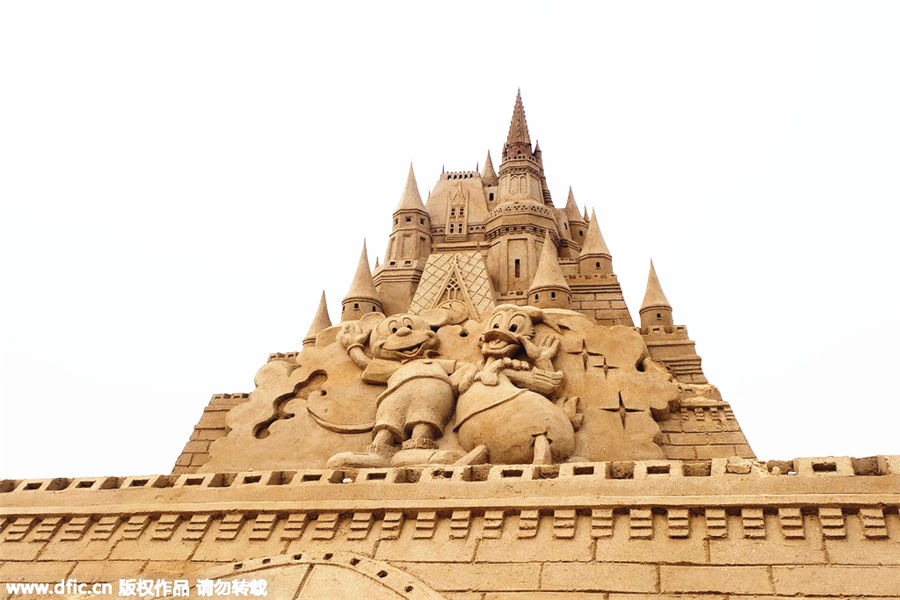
[497,90,545,206]
[303,291,332,348]
[487,91,561,295]
[342,241,383,321]
[376,165,431,315]
[482,150,499,186]
[578,210,613,275]
[385,164,431,266]
[639,260,673,328]
[527,237,571,308]
[565,187,587,242]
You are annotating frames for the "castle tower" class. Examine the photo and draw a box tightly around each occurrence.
[639,260,673,327]
[302,291,331,348]
[482,150,499,186]
[527,237,571,308]
[556,187,585,258]
[374,164,431,315]
[638,261,708,383]
[341,241,383,321]
[565,187,587,243]
[578,209,613,275]
[498,90,545,206]
[486,91,561,297]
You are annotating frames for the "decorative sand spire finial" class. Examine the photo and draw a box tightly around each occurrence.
[482,150,498,185]
[506,88,532,147]
[341,240,383,321]
[640,260,674,327]
[303,291,332,348]
[565,187,584,224]
[580,209,611,257]
[578,209,613,275]
[395,163,425,212]
[528,237,571,308]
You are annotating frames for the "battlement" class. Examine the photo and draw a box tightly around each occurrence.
[4,456,898,499]
[441,171,479,181]
[640,324,690,339]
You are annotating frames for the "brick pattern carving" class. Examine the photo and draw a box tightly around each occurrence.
[449,510,471,539]
[517,510,539,539]
[667,508,690,538]
[778,507,804,539]
[347,511,373,541]
[171,393,251,474]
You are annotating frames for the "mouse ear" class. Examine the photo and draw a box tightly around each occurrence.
[419,308,452,329]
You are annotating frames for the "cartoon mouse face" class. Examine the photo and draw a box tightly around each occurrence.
[370,314,439,361]
[480,305,543,358]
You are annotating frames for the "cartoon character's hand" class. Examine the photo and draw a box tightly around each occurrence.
[474,358,504,386]
[502,357,531,371]
[522,334,560,364]
[338,322,369,349]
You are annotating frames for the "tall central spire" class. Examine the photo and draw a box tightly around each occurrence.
[506,89,531,147]
[503,89,535,162]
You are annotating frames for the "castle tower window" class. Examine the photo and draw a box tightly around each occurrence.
[354,303,359,309]
[657,313,662,319]
[596,262,600,268]
[420,218,425,224]
[551,292,556,299]
[450,208,456,216]
[459,208,464,216]
[406,216,411,222]
[489,193,494,201]
[579,231,583,236]
[515,259,520,278]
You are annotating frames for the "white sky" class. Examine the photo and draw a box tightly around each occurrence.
[1,2,899,479]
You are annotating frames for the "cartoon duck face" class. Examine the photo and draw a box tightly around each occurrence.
[480,305,542,358]
[370,314,439,361]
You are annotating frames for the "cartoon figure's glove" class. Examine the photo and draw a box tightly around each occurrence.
[338,322,370,352]
[522,334,560,371]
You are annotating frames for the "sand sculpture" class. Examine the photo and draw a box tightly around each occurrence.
[2,91,897,598]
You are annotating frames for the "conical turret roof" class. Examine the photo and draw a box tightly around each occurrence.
[583,207,589,222]
[565,187,584,223]
[529,237,570,294]
[395,163,425,212]
[506,89,532,148]
[482,150,498,184]
[641,260,672,310]
[579,209,611,257]
[303,291,332,345]
[344,241,381,302]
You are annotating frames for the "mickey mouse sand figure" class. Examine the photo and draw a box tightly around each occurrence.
[326,313,464,468]
[454,305,579,464]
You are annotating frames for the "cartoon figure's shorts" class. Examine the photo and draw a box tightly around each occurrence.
[374,378,455,442]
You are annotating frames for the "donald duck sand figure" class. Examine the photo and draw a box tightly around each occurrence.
[454,305,578,465]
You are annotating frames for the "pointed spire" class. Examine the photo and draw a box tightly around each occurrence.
[482,150,498,185]
[374,256,380,269]
[583,207,589,222]
[579,209,611,258]
[565,187,584,223]
[344,240,381,303]
[529,237,570,294]
[641,260,672,311]
[303,291,332,347]
[395,163,425,212]
[505,89,532,148]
